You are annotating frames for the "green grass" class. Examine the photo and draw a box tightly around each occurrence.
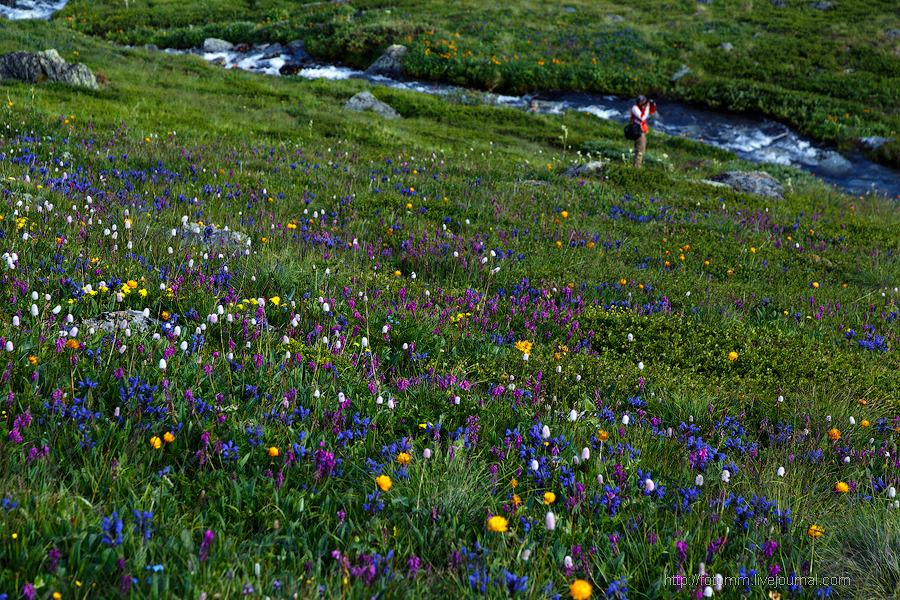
[0,14,898,600]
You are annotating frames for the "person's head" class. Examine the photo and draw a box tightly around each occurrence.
[636,95,648,106]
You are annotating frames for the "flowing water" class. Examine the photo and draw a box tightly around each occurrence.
[4,0,899,199]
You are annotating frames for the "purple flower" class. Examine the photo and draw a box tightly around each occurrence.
[199,529,214,562]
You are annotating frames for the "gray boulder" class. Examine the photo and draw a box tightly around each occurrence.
[0,49,98,90]
[671,64,691,83]
[562,162,605,177]
[365,44,407,77]
[344,91,401,119]
[82,310,163,334]
[261,43,284,59]
[772,0,786,6]
[685,179,731,189]
[202,38,233,52]
[719,42,734,51]
[885,30,900,38]
[809,1,834,9]
[710,171,785,199]
[606,14,625,24]
[181,222,251,248]
[285,39,312,62]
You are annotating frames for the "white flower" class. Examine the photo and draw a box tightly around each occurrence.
[523,353,529,361]
[622,415,630,426]
[638,361,644,370]
[564,556,573,569]
[644,479,655,493]
[826,415,832,422]
[4,341,12,352]
[541,425,551,439]
[696,474,705,486]
[530,459,539,471]
[30,304,38,317]
[703,586,713,598]
[387,398,395,409]
[573,455,580,465]
[721,469,731,483]
[777,395,784,403]
[627,333,633,342]
[597,474,604,485]
[556,365,562,373]
[569,410,578,422]
[777,467,785,477]
[361,337,369,348]
[521,549,531,561]
[889,487,896,499]
[843,456,850,464]
[714,573,723,591]
[12,316,18,327]
[545,512,556,531]
[581,447,590,461]
[423,449,432,459]
[849,416,856,425]
[159,359,167,370]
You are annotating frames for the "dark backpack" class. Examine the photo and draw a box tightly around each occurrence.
[624,123,642,140]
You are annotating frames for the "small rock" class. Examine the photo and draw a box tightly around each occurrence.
[885,30,900,38]
[817,153,853,175]
[562,6,577,12]
[144,44,158,52]
[771,0,786,5]
[562,162,605,177]
[606,14,625,24]
[234,43,251,53]
[365,44,407,77]
[181,222,250,248]
[202,38,234,52]
[808,1,834,9]
[685,179,731,189]
[82,310,163,334]
[209,57,226,68]
[710,171,785,199]
[719,42,734,51]
[670,64,691,83]
[697,0,713,4]
[344,91,401,119]
[859,136,894,150]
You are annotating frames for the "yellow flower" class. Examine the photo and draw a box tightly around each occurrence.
[769,592,782,600]
[487,516,508,532]
[570,579,592,600]
[728,351,739,361]
[512,494,521,506]
[66,339,81,350]
[161,311,170,320]
[597,430,609,442]
[127,280,138,289]
[150,436,162,449]
[262,237,268,243]
[515,340,532,354]
[164,432,175,443]
[270,296,281,306]
[510,478,518,488]
[394,270,401,277]
[406,203,413,210]
[139,289,147,298]
[812,282,819,288]
[27,355,37,366]
[397,452,411,465]
[53,593,63,600]
[561,211,568,218]
[544,492,556,505]
[376,475,392,492]
[835,482,849,493]
[269,446,280,457]
[828,428,841,440]
[861,420,870,427]
[807,524,824,538]
[620,278,627,286]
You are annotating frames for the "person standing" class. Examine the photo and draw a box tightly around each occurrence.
[631,95,657,168]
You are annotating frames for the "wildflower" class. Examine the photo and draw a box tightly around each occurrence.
[27,355,36,365]
[510,478,518,488]
[807,525,824,537]
[721,469,731,483]
[561,211,568,218]
[515,340,533,354]
[544,492,556,504]
[397,452,411,465]
[66,339,81,350]
[728,351,738,361]
[161,311,170,320]
[512,494,521,506]
[488,515,508,532]
[150,436,162,450]
[127,280,138,289]
[423,449,432,459]
[597,430,609,442]
[545,511,556,531]
[268,446,280,457]
[828,428,841,440]
[835,482,849,493]
[695,474,704,486]
[376,475,392,492]
[861,420,870,427]
[570,579,592,600]
[163,432,175,443]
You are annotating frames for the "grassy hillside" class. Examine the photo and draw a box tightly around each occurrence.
[0,14,899,600]
[52,0,900,166]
